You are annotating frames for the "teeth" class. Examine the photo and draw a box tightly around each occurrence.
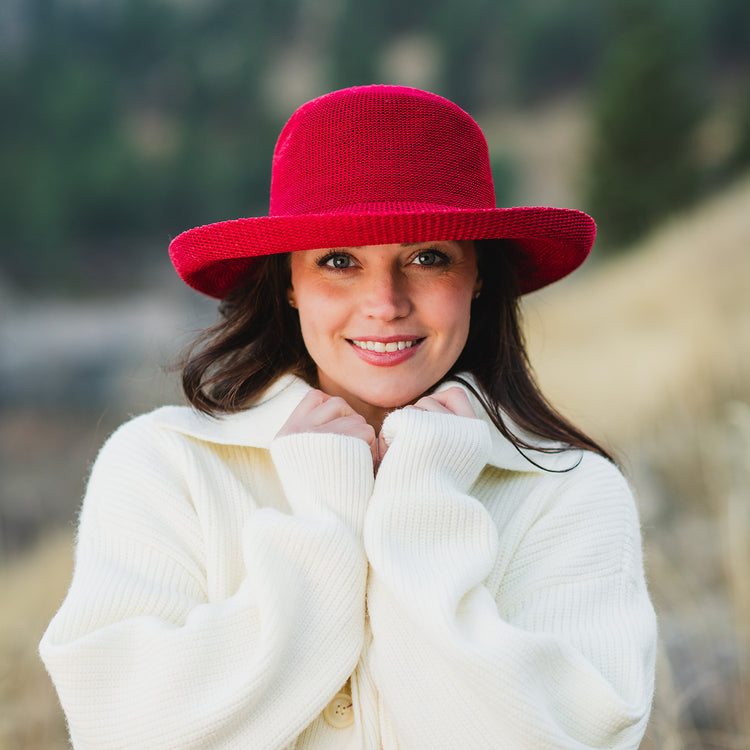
[352,339,417,352]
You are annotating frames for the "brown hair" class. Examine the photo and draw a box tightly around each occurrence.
[180,240,613,464]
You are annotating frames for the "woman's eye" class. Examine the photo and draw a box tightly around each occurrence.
[323,254,354,269]
[413,250,447,266]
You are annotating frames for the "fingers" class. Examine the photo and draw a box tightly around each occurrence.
[322,416,377,446]
[300,393,358,429]
[376,429,389,469]
[276,390,339,432]
[274,385,475,471]
[277,390,348,437]
[410,387,476,418]
[275,391,377,462]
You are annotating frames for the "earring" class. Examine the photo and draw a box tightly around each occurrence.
[288,297,296,308]
[473,290,481,299]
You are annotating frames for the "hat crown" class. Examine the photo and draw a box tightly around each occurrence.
[269,85,496,217]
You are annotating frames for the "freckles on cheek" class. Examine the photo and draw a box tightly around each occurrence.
[297,289,347,343]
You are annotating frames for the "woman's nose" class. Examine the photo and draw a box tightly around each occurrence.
[361,268,411,320]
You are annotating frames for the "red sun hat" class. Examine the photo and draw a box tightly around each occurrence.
[169,84,596,298]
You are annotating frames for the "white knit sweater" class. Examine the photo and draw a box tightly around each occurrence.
[41,374,656,749]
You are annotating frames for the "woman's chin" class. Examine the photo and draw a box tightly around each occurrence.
[316,368,445,416]
[351,387,427,414]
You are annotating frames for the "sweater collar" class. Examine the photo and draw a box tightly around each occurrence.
[153,373,310,450]
[153,373,580,474]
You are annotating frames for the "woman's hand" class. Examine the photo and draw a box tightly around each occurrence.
[276,387,476,469]
[407,386,476,418]
[276,389,379,466]
[377,387,477,464]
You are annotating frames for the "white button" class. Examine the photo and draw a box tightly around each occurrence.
[323,691,354,728]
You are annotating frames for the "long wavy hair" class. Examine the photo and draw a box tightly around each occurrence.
[180,239,613,464]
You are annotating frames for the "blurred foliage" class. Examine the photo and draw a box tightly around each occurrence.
[586,0,707,248]
[0,0,749,290]
[730,71,750,176]
[0,0,288,291]
[586,0,750,250]
[505,0,607,104]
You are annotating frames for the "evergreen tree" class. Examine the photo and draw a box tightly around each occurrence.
[732,75,750,172]
[586,0,706,249]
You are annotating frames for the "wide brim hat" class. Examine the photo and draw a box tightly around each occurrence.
[169,85,596,298]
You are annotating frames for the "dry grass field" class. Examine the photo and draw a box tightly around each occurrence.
[0,532,72,747]
[524,174,750,749]
[1,174,749,748]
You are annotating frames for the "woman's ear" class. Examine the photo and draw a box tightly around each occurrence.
[470,240,483,300]
[287,289,297,308]
[473,277,483,300]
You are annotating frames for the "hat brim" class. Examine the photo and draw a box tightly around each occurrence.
[168,206,595,298]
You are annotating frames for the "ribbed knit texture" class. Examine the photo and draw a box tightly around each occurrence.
[40,376,656,749]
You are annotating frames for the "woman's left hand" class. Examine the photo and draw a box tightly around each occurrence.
[408,386,476,418]
[377,387,476,464]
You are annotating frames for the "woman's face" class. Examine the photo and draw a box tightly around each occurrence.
[288,241,481,427]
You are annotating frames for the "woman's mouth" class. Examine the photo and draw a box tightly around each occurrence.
[346,337,424,366]
[350,339,420,352]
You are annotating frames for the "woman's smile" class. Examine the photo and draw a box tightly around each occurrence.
[347,336,424,366]
[349,337,421,353]
[288,241,481,429]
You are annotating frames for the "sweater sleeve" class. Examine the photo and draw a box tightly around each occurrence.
[40,416,372,750]
[363,407,656,750]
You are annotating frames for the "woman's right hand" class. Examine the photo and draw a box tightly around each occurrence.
[276,389,378,466]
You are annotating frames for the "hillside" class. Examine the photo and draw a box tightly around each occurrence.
[524,172,750,448]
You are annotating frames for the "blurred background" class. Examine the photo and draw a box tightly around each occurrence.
[1,0,749,747]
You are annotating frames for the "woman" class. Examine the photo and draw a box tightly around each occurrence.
[41,85,656,749]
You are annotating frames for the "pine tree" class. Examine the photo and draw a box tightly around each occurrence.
[586,0,706,249]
